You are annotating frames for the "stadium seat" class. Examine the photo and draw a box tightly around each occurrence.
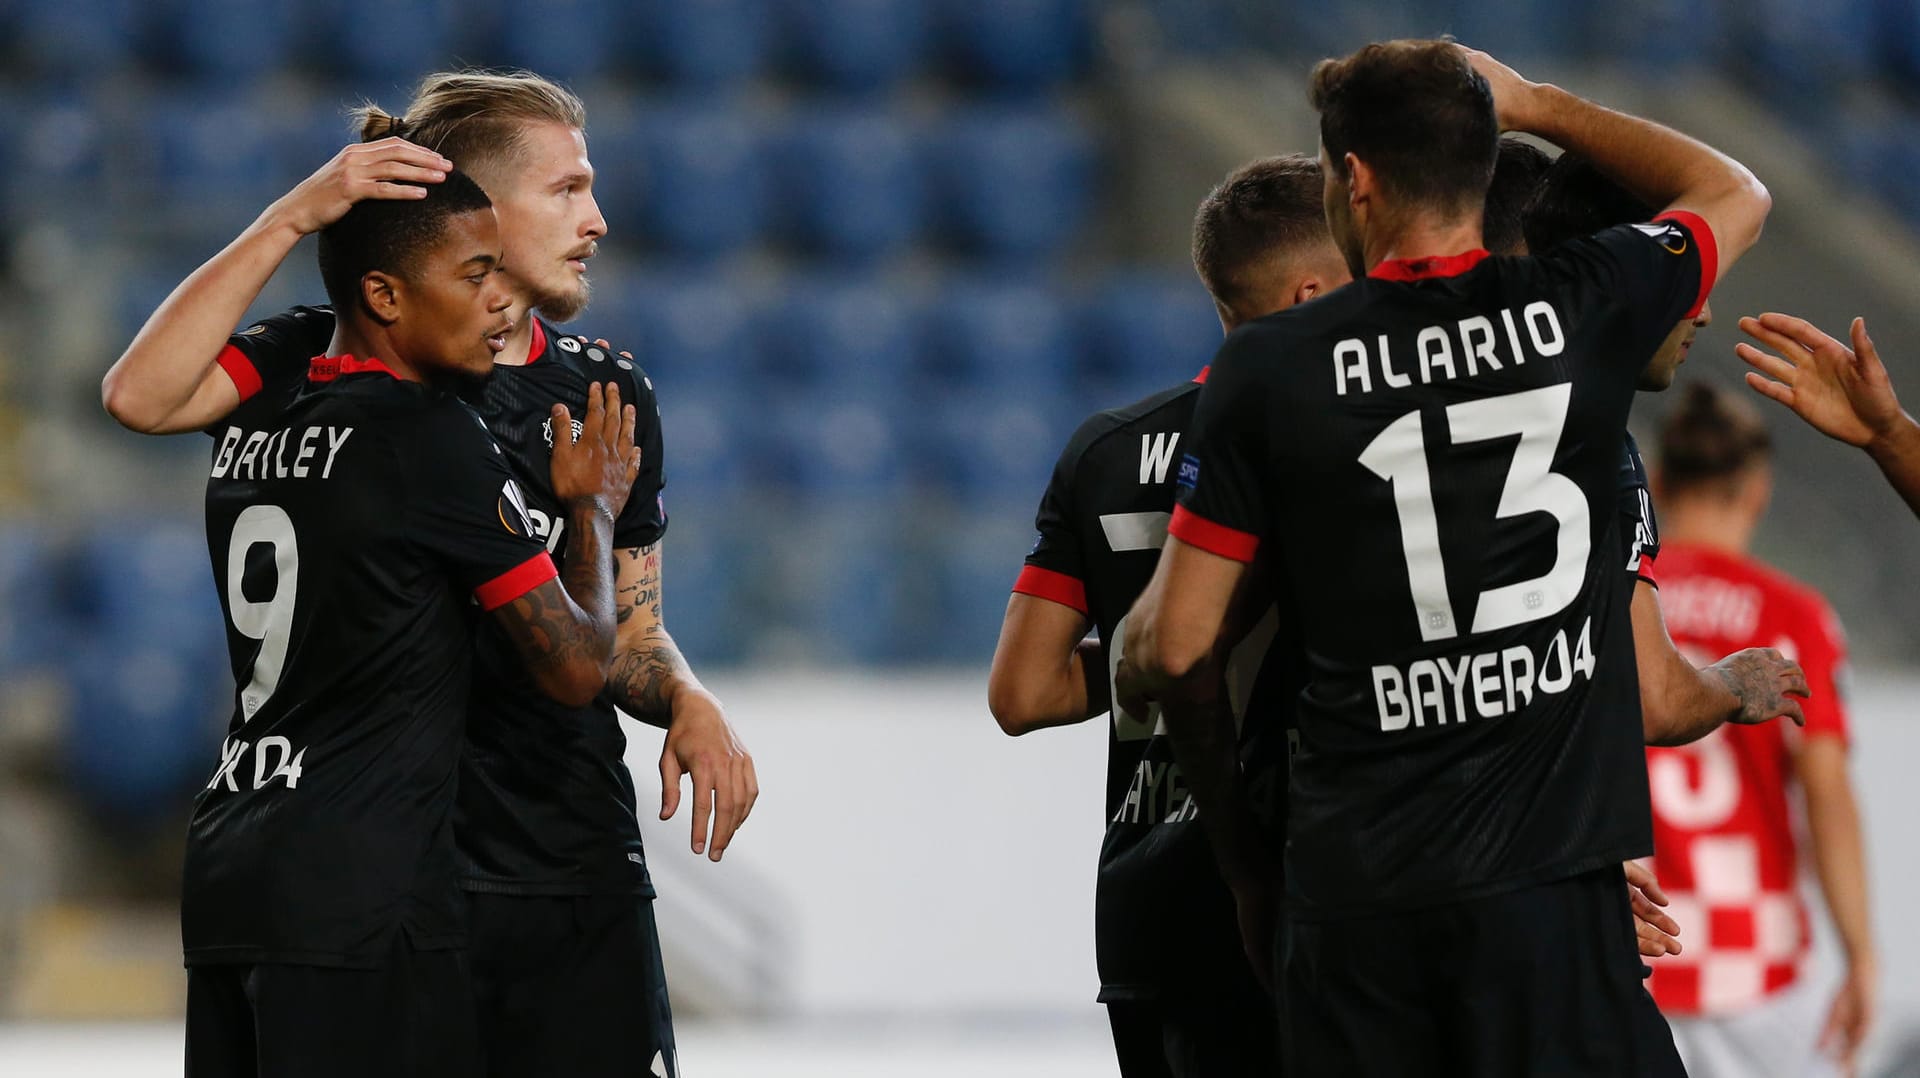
[773,507,911,663]
[140,96,283,236]
[62,642,225,822]
[909,386,1067,506]
[915,279,1074,398]
[621,274,762,394]
[1076,273,1222,404]
[491,0,617,80]
[65,519,224,653]
[310,0,457,88]
[642,510,748,666]
[6,94,108,228]
[774,0,929,94]
[0,524,61,673]
[933,0,1090,94]
[630,107,769,259]
[1442,0,1579,62]
[146,0,297,86]
[13,0,139,84]
[1727,0,1874,108]
[754,278,918,394]
[1578,0,1726,68]
[928,108,1094,260]
[926,509,1040,662]
[773,108,925,262]
[657,386,749,497]
[630,0,773,89]
[747,390,906,500]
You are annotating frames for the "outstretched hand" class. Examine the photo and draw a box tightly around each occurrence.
[1737,314,1909,449]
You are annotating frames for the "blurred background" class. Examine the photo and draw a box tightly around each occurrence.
[0,0,1916,1074]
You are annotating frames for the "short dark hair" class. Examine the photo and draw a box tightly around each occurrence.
[1521,152,1654,254]
[1659,381,1772,492]
[1482,137,1552,255]
[318,169,493,312]
[1309,39,1498,215]
[1191,154,1327,317]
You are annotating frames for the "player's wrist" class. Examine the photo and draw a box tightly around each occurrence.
[1864,411,1920,462]
[565,496,617,528]
[1509,81,1572,140]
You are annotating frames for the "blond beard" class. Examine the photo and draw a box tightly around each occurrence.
[532,276,592,323]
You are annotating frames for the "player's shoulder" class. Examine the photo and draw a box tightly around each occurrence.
[1064,380,1201,462]
[540,322,658,398]
[1618,431,1650,486]
[236,304,336,343]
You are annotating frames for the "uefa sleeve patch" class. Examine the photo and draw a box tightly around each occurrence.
[1631,221,1689,255]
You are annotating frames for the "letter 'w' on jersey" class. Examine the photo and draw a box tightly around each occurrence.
[1139,431,1181,485]
[1359,384,1588,641]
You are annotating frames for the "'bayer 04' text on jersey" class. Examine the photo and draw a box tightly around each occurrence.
[1015,372,1300,1001]
[1173,215,1716,918]
[187,357,556,967]
[216,307,669,896]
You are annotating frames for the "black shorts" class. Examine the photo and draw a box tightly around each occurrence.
[467,892,678,1078]
[1287,866,1685,1077]
[1106,963,1281,1078]
[185,936,479,1078]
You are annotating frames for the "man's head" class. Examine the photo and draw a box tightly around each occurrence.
[317,169,514,382]
[1523,153,1711,389]
[1655,381,1772,524]
[1309,39,1498,277]
[356,70,605,323]
[1482,137,1552,256]
[1191,154,1351,333]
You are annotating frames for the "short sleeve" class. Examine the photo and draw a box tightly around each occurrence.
[612,359,669,551]
[407,399,558,611]
[1169,327,1271,563]
[1792,597,1851,745]
[1013,426,1091,616]
[1618,434,1662,587]
[216,305,337,407]
[1540,214,1715,366]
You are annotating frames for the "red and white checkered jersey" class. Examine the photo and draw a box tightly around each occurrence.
[1643,542,1850,1016]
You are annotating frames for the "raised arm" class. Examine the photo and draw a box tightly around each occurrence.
[605,540,757,861]
[1632,581,1808,746]
[1738,313,1920,519]
[492,384,640,707]
[101,138,450,434]
[1467,49,1771,279]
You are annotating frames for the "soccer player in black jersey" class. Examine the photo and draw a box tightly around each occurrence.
[989,154,1347,1078]
[1119,42,1775,1074]
[182,170,642,1077]
[102,73,753,1078]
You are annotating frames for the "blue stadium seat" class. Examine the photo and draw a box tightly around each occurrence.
[617,275,761,395]
[630,108,768,259]
[748,391,906,500]
[643,510,748,666]
[312,0,458,88]
[1077,274,1222,403]
[774,108,925,262]
[630,0,773,88]
[775,0,929,94]
[0,524,62,673]
[147,0,297,86]
[755,278,918,395]
[910,387,1066,505]
[927,509,1040,662]
[929,108,1093,260]
[14,0,139,84]
[66,519,225,652]
[492,0,617,80]
[63,642,225,821]
[1727,0,1874,108]
[933,0,1090,93]
[657,385,749,497]
[775,508,911,663]
[141,96,282,234]
[6,95,108,227]
[916,279,1074,397]
[1577,0,1726,69]
[1442,0,1580,62]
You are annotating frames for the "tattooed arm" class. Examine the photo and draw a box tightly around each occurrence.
[1634,580,1809,746]
[607,540,759,861]
[492,384,639,708]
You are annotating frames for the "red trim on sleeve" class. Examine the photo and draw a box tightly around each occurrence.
[1168,505,1259,563]
[1635,549,1659,588]
[1369,249,1490,282]
[1011,564,1088,615]
[216,344,264,402]
[1653,211,1718,319]
[474,552,560,612]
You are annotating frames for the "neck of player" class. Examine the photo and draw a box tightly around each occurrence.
[1365,214,1487,273]
[1660,500,1759,556]
[325,324,429,386]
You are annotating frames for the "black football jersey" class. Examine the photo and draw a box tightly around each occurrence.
[1017,373,1300,1001]
[1173,215,1714,918]
[186,357,556,967]
[219,309,669,895]
[1618,432,1661,592]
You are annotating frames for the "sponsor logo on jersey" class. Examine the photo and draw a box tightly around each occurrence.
[1176,454,1200,490]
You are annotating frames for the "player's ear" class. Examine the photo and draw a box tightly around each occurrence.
[1294,276,1323,306]
[1344,152,1373,210]
[361,271,402,325]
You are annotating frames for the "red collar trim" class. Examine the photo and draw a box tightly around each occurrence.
[1369,249,1491,282]
[308,354,406,382]
[1193,365,1210,385]
[522,317,548,365]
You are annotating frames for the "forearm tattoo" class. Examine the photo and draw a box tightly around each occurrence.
[608,542,692,724]
[502,505,616,676]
